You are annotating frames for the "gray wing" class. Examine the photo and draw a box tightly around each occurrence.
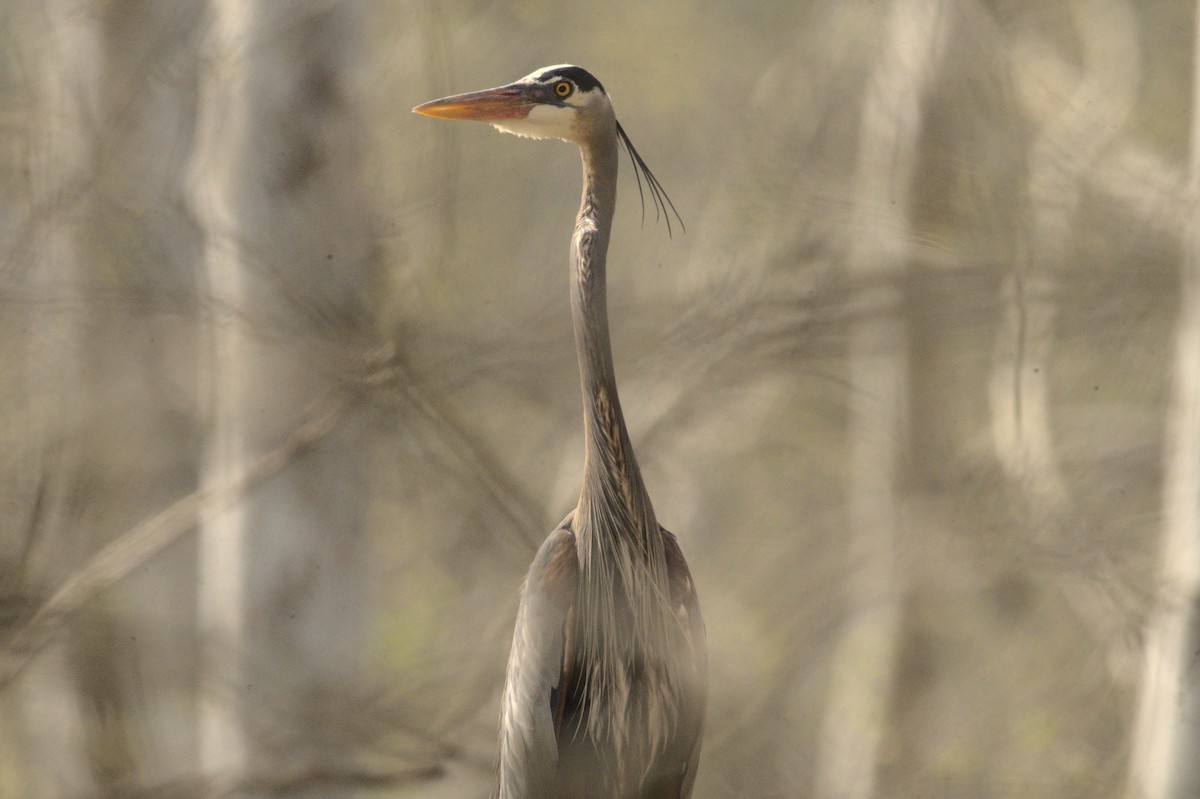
[496,523,578,799]
[661,526,706,799]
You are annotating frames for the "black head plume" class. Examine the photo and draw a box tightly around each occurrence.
[615,120,684,238]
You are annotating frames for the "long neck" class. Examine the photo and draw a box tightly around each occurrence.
[571,127,655,538]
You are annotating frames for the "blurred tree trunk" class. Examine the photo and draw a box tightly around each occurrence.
[11,2,101,796]
[1126,6,1200,796]
[13,2,210,793]
[991,0,1137,516]
[86,4,209,791]
[189,3,377,795]
[995,0,1140,682]
[812,3,944,797]
[192,0,252,788]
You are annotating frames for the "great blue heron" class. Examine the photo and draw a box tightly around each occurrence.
[415,65,706,798]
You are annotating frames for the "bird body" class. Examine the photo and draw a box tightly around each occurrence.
[415,65,705,798]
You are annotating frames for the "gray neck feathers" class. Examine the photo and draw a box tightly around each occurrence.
[570,125,657,546]
[569,119,678,771]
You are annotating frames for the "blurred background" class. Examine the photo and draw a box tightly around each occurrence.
[1,0,1196,797]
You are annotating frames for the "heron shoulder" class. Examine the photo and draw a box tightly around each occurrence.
[528,526,578,606]
[659,528,697,602]
[660,526,706,671]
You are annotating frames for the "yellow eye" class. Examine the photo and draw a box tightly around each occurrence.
[554,81,573,98]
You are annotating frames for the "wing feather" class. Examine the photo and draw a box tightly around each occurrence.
[661,526,706,798]
[496,525,578,799]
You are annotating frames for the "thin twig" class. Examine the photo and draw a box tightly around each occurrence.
[0,400,343,688]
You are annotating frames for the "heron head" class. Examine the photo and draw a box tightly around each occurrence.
[413,64,612,144]
[415,64,684,235]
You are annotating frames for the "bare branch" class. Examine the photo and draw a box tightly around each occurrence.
[0,400,343,688]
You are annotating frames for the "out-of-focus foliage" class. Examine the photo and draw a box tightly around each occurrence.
[0,1,1191,797]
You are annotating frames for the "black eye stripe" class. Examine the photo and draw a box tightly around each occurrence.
[532,65,605,94]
